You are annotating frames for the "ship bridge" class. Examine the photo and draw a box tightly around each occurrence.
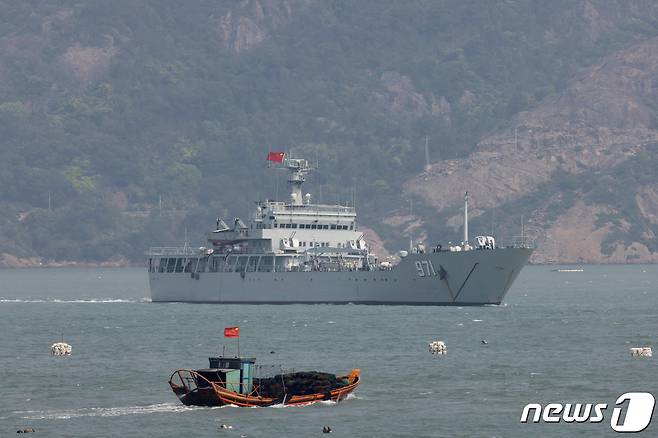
[258,201,356,230]
[205,156,365,257]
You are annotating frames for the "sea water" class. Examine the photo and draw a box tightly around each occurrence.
[0,266,656,437]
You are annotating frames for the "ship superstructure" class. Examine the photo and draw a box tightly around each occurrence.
[147,155,533,304]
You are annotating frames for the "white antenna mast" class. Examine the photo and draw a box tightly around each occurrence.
[463,192,469,244]
[424,135,431,172]
[409,199,413,252]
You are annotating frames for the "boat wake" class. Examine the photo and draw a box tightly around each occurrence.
[257,393,359,409]
[15,402,200,420]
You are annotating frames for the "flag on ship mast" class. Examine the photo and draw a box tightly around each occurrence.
[224,326,240,337]
[223,326,240,356]
[267,151,285,163]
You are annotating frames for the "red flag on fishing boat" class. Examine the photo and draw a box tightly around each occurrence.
[224,326,240,338]
[267,151,285,163]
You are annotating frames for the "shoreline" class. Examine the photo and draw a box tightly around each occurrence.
[0,253,136,269]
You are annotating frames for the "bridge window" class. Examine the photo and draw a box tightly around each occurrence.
[159,258,167,273]
[167,258,176,273]
[311,224,317,229]
[292,224,297,229]
[330,224,336,230]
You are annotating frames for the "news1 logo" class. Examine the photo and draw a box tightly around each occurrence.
[520,392,655,433]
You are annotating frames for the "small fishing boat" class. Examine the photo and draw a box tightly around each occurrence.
[169,356,360,407]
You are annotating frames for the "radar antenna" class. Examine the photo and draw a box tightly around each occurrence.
[272,157,316,205]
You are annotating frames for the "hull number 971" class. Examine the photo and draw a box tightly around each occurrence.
[415,260,437,277]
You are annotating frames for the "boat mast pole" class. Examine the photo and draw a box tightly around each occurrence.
[464,192,469,244]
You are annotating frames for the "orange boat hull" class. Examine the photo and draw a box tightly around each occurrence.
[170,369,360,407]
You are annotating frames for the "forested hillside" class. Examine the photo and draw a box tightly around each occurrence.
[1,0,658,265]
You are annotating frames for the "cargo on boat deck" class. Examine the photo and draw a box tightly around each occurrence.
[255,371,348,398]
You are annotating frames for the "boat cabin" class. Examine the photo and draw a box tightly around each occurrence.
[194,356,255,395]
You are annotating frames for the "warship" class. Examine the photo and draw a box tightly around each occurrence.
[147,154,533,304]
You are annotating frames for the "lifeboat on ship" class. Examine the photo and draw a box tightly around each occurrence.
[169,356,360,407]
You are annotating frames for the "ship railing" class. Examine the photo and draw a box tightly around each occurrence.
[428,236,536,252]
[497,236,536,249]
[170,369,260,398]
[146,246,199,256]
[270,204,355,214]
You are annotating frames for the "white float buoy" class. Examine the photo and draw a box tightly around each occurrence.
[429,341,447,355]
[630,347,652,357]
[51,342,72,356]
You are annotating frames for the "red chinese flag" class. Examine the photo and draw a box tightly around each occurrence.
[224,326,240,338]
[267,151,285,163]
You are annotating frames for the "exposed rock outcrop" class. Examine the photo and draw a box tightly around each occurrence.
[370,71,452,124]
[60,39,119,84]
[217,0,298,53]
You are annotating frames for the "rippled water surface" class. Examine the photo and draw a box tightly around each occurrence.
[1,266,657,437]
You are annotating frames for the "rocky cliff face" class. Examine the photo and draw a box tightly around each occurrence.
[216,0,304,53]
[370,71,452,124]
[405,36,658,264]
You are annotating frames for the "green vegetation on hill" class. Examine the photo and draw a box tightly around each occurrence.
[0,0,656,262]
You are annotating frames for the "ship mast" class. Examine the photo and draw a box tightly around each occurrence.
[283,157,315,205]
[463,191,469,244]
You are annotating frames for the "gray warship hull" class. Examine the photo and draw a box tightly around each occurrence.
[149,247,532,305]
